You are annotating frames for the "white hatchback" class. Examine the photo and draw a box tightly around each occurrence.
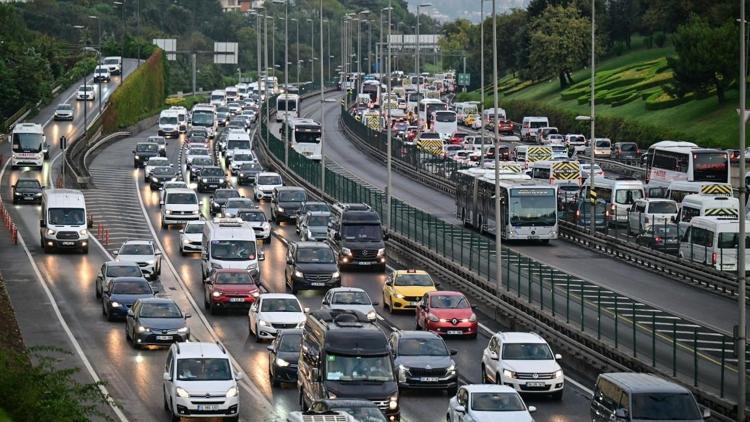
[248,294,306,342]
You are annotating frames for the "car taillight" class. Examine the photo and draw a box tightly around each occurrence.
[712,252,718,265]
[655,236,663,244]
[576,210,580,218]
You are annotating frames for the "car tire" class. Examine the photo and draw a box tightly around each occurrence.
[105,306,114,322]
[290,281,298,295]
[209,301,217,315]
[387,295,394,314]
[481,365,487,383]
[81,246,88,254]
[12,197,17,204]
[96,283,101,298]
[163,390,170,412]
[383,293,389,311]
[226,416,239,422]
[270,370,280,387]
[169,399,179,422]
[161,219,167,230]
[180,249,186,257]
[255,323,262,343]
[415,320,421,330]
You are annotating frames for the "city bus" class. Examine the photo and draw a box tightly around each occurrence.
[276,94,300,122]
[418,99,447,128]
[455,169,557,242]
[360,80,383,107]
[286,118,322,160]
[11,123,46,169]
[432,110,458,139]
[646,144,730,188]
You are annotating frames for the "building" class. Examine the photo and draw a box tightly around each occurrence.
[219,0,261,13]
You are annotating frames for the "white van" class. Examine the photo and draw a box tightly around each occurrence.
[677,194,739,236]
[160,188,200,228]
[169,106,188,133]
[201,218,265,280]
[210,89,226,107]
[158,109,180,138]
[521,116,549,141]
[666,181,733,204]
[225,86,239,102]
[679,217,750,272]
[102,56,122,75]
[40,189,90,254]
[224,131,253,164]
[581,178,645,224]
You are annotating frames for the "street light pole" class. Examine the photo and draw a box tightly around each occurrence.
[273,0,289,166]
[737,0,747,419]
[264,14,270,144]
[254,8,262,124]
[589,0,597,235]
[113,1,124,60]
[320,0,326,192]
[386,0,393,230]
[479,0,486,162]
[416,3,432,126]
[491,0,502,292]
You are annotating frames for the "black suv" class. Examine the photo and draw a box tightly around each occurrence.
[389,331,457,394]
[271,186,308,222]
[237,162,263,185]
[285,241,341,293]
[12,177,43,204]
[209,188,241,215]
[196,166,228,193]
[132,142,160,168]
[148,166,178,190]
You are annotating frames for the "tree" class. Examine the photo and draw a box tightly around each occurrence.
[607,0,642,49]
[528,4,591,88]
[667,16,738,104]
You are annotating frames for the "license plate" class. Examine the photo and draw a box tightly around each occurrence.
[526,382,546,387]
[208,184,217,188]
[62,241,74,246]
[447,330,463,335]
[311,282,325,287]
[420,377,439,382]
[24,195,34,199]
[527,235,539,239]
[156,335,172,340]
[357,261,373,265]
[409,302,419,307]
[229,298,245,302]
[196,405,217,411]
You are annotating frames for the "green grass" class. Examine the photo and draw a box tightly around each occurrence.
[461,46,740,148]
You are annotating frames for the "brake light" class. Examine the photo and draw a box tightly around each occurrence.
[655,236,663,244]
[576,210,581,218]
[711,252,717,265]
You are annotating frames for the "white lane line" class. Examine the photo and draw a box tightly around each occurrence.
[0,159,130,422]
[131,174,272,407]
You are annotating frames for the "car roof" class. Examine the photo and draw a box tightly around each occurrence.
[134,297,176,305]
[257,172,280,177]
[599,373,692,394]
[393,269,429,276]
[105,260,141,267]
[165,188,195,195]
[462,384,519,394]
[295,241,330,248]
[328,287,367,294]
[111,276,149,283]
[397,330,443,340]
[260,293,299,300]
[122,240,153,246]
[213,268,252,274]
[174,341,228,358]
[427,290,464,297]
[493,332,546,344]
[275,186,304,191]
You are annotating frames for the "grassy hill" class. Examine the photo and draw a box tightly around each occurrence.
[458,44,740,149]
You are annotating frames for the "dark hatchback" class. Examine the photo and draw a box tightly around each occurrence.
[187,156,214,178]
[125,297,190,348]
[148,166,178,190]
[209,188,241,215]
[390,331,457,393]
[101,277,156,321]
[636,224,680,254]
[132,142,160,168]
[267,329,302,386]
[612,141,639,163]
[197,166,229,193]
[237,162,263,185]
[285,241,341,293]
[271,186,308,222]
[575,199,608,230]
[12,177,43,204]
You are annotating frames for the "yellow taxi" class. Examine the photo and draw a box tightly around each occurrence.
[382,269,438,313]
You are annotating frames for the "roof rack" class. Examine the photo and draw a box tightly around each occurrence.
[175,342,181,354]
[216,341,227,354]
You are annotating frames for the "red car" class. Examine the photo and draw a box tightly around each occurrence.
[415,291,478,338]
[449,133,468,145]
[495,119,515,135]
[203,269,261,314]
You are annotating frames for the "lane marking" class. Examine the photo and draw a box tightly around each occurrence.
[0,159,130,422]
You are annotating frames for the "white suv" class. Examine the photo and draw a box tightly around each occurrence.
[481,332,564,399]
[114,240,162,281]
[161,188,200,229]
[162,342,242,421]
[254,172,283,201]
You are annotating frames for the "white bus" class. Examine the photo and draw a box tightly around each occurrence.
[287,118,322,160]
[276,94,300,122]
[418,98,447,128]
[646,145,730,188]
[581,178,645,224]
[433,110,457,139]
[360,80,383,107]
[11,123,46,169]
[190,105,216,138]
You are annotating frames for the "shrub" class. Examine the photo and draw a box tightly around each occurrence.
[654,31,667,47]
[165,95,208,110]
[644,35,654,48]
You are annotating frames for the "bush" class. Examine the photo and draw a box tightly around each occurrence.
[644,35,654,48]
[644,89,692,110]
[165,95,208,110]
[612,41,626,56]
[103,49,168,132]
[654,31,667,47]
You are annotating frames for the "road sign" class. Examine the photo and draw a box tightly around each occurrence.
[60,136,67,150]
[458,73,470,86]
[153,38,177,61]
[214,42,238,64]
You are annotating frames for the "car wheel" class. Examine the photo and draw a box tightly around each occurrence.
[169,398,179,422]
[180,249,186,256]
[387,295,394,314]
[161,219,167,229]
[204,294,210,310]
[163,390,170,412]
[209,301,217,315]
[299,389,308,411]
[270,369,280,387]
[383,293,389,311]
[105,306,114,322]
[255,323,262,343]
[81,246,88,254]
[96,282,101,298]
[481,365,487,383]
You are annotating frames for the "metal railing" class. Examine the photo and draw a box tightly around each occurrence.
[257,98,749,420]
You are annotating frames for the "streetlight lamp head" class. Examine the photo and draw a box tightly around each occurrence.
[88,15,98,19]
[72,25,85,29]
[419,3,433,8]
[359,10,370,15]
[575,115,592,121]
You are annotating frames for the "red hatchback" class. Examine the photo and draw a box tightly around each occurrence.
[415,291,478,338]
[203,269,261,314]
[449,133,468,145]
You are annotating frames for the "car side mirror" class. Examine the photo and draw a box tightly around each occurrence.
[489,351,498,360]
[304,307,310,314]
[127,309,134,317]
[286,258,294,265]
[152,288,159,294]
[471,305,478,310]
[702,408,711,418]
[155,251,162,256]
[555,353,562,360]
[162,372,171,382]
[614,408,628,419]
[132,150,136,154]
[528,406,537,413]
[179,229,184,234]
[39,219,46,228]
[266,345,274,352]
[112,250,119,256]
[234,371,245,381]
[450,349,457,356]
[184,313,191,319]
[371,301,379,306]
[258,251,265,261]
[385,280,393,286]
[334,232,341,241]
[455,405,465,414]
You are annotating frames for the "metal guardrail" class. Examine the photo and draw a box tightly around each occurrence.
[258,96,748,420]
[577,155,647,179]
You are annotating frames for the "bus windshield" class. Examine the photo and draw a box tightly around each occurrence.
[325,354,394,382]
[508,188,557,226]
[191,112,214,126]
[12,133,44,153]
[693,152,729,182]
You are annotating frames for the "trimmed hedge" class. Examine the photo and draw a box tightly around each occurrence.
[102,49,167,133]
[165,95,208,110]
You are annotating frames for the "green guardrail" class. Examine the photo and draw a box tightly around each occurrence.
[259,96,749,418]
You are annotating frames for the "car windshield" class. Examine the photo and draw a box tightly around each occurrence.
[106,265,142,277]
[620,143,638,151]
[652,225,679,237]
[216,107,229,113]
[596,140,610,147]
[193,158,213,166]
[278,191,306,202]
[325,354,394,382]
[139,302,182,318]
[297,247,335,263]
[227,140,251,149]
[202,167,224,176]
[398,337,448,356]
[148,137,166,144]
[104,58,119,65]
[394,274,433,287]
[258,175,282,185]
[188,149,209,156]
[502,343,553,360]
[238,211,266,222]
[225,199,254,208]
[278,333,302,352]
[16,180,39,188]
[111,280,152,295]
[120,244,154,255]
[48,208,85,226]
[210,240,256,261]
[332,291,371,305]
[80,86,94,92]
[471,392,526,412]
[649,202,677,214]
[148,159,169,167]
[152,167,175,175]
[166,193,197,204]
[240,163,261,171]
[615,188,644,205]
[430,295,469,309]
[631,393,702,420]
[234,154,253,161]
[260,298,302,312]
[160,117,178,125]
[304,203,329,212]
[215,272,255,285]
[57,104,72,111]
[176,358,232,381]
[215,190,239,199]
[307,215,329,226]
[341,224,382,242]
[184,223,204,234]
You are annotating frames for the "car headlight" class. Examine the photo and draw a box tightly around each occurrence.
[294,270,304,278]
[252,291,260,298]
[342,247,352,256]
[447,363,456,374]
[332,271,340,279]
[389,394,398,410]
[554,369,564,378]
[211,263,223,270]
[428,314,439,322]
[202,178,208,183]
[307,230,314,239]
[79,229,87,236]
[111,302,121,308]
[146,259,155,265]
[177,327,189,334]
[502,369,516,379]
[262,222,270,229]
[212,291,222,297]
[46,229,56,236]
[225,387,238,398]
[258,320,268,327]
[35,192,42,197]
[276,206,284,212]
[13,192,21,196]
[395,293,405,299]
[275,358,290,367]
[469,313,477,322]
[366,310,377,321]
[136,325,149,333]
[175,387,190,398]
[165,209,173,215]
[377,248,386,256]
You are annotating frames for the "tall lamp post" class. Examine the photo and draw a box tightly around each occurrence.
[251,8,263,138]
[479,0,487,162]
[113,1,125,60]
[272,0,289,166]
[737,0,748,419]
[357,11,370,91]
[292,18,299,86]
[416,2,432,125]
[385,0,393,230]
[491,0,502,292]
[73,25,89,139]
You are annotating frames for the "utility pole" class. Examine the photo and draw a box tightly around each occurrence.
[590,0,597,235]
[492,0,502,292]
[480,0,486,162]
[191,53,197,94]
[320,0,326,192]
[264,14,270,144]
[386,0,393,230]
[736,0,747,420]
[294,18,300,86]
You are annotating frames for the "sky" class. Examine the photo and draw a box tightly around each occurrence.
[406,0,531,23]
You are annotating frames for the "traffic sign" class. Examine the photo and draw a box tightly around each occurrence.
[458,73,470,86]
[60,136,67,150]
[214,42,238,64]
[153,38,177,61]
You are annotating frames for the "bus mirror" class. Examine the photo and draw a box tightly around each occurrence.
[40,219,46,228]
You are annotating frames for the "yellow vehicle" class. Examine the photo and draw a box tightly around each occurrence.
[382,269,438,313]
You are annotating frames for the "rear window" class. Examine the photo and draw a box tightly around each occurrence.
[620,143,638,151]
[648,202,677,214]
[631,393,701,420]
[596,140,611,147]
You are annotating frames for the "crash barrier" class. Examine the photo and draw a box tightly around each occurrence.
[260,96,748,420]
